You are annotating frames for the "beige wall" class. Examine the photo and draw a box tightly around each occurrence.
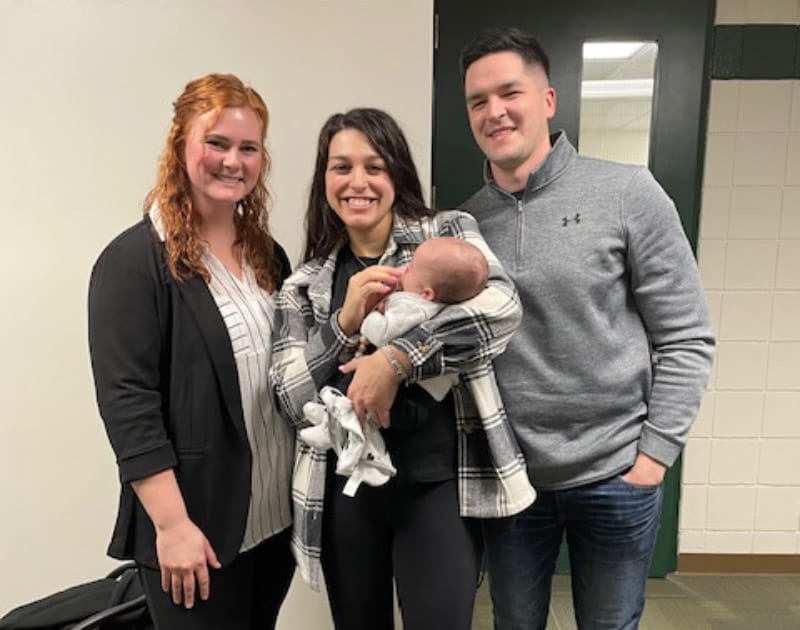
[0,0,432,621]
[682,0,800,555]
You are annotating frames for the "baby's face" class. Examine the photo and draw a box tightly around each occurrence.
[402,240,442,299]
[400,259,427,295]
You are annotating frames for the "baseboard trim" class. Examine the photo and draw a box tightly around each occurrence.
[678,553,800,574]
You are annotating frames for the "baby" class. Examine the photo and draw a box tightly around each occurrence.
[361,236,489,400]
[300,237,489,495]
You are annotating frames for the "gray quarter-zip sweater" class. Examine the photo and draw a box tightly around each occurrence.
[462,132,715,490]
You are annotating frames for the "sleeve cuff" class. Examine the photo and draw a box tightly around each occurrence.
[118,442,178,483]
[328,309,361,350]
[389,327,444,382]
[638,426,682,467]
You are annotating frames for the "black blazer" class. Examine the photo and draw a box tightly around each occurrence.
[88,217,291,568]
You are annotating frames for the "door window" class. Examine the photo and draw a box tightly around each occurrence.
[579,41,658,166]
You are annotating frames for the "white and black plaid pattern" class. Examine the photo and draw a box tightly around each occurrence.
[270,210,535,591]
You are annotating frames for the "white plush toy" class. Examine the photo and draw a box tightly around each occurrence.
[300,386,397,497]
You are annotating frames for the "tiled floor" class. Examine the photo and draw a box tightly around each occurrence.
[472,574,800,629]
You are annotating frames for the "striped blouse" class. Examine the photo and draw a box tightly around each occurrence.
[203,252,294,551]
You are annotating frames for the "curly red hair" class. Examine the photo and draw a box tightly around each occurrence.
[144,73,279,291]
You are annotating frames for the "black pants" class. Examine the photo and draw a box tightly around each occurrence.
[322,474,482,630]
[138,527,295,630]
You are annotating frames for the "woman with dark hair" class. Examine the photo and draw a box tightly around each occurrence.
[88,74,295,629]
[271,108,534,629]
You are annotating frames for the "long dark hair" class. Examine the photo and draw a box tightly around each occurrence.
[303,108,436,262]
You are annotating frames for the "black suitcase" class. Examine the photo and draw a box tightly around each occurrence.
[0,563,151,630]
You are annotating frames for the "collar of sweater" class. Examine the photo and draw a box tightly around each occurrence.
[482,129,577,199]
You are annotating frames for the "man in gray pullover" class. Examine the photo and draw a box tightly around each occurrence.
[459,27,715,629]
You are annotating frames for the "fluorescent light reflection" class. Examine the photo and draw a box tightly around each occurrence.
[583,42,644,60]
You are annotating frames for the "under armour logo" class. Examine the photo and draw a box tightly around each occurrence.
[562,213,581,227]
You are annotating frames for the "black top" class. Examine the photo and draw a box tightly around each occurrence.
[327,246,456,483]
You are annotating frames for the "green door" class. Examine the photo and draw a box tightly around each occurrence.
[432,0,714,576]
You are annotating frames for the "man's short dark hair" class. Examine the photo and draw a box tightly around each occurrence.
[459,26,550,79]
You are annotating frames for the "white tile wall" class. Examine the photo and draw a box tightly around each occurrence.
[775,240,800,288]
[704,133,736,186]
[694,390,716,437]
[684,56,800,550]
[763,392,800,437]
[758,439,800,484]
[782,188,800,236]
[706,532,754,552]
[680,485,709,530]
[771,293,800,339]
[744,0,800,23]
[728,188,781,239]
[715,341,769,389]
[707,486,757,530]
[710,439,760,483]
[717,0,800,25]
[679,529,708,552]
[716,0,747,24]
[724,240,777,289]
[713,392,764,436]
[700,187,730,238]
[755,487,800,530]
[753,531,797,553]
[683,438,712,483]
[719,292,772,339]
[737,83,793,132]
[766,342,800,389]
[786,132,800,185]
[708,81,740,132]
[732,133,787,186]
[698,239,727,289]
[704,293,724,345]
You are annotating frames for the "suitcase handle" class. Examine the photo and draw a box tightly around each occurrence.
[69,594,148,630]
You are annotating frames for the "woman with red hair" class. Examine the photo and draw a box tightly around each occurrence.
[88,74,294,629]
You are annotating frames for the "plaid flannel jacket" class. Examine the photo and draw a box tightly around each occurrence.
[270,210,536,590]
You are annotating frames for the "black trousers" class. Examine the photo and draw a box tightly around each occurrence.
[322,474,482,630]
[138,527,295,630]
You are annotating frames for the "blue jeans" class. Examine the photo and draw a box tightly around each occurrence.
[485,474,663,630]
